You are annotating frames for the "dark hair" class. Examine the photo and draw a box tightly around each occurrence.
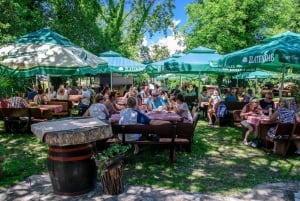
[175,93,185,102]
[38,89,44,95]
[109,91,117,99]
[127,97,137,108]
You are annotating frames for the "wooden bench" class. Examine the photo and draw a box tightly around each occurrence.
[0,107,54,133]
[0,108,31,133]
[108,113,199,163]
[218,101,247,127]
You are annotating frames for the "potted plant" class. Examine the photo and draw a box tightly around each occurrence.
[92,143,131,195]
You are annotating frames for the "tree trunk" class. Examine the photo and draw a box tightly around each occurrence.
[101,162,124,195]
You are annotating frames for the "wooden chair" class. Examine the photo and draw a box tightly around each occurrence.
[284,123,300,157]
[265,122,294,156]
[175,112,199,152]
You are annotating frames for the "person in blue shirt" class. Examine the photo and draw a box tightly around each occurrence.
[225,89,238,102]
[147,90,167,111]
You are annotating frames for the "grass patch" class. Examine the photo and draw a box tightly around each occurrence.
[0,120,299,195]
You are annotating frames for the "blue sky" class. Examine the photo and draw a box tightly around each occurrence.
[174,0,193,27]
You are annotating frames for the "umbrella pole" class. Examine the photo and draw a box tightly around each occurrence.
[279,65,285,98]
[110,71,113,90]
[198,72,201,97]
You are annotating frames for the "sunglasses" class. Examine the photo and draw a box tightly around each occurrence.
[267,97,273,100]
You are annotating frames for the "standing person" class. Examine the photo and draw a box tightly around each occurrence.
[240,97,263,145]
[78,86,91,115]
[174,94,193,122]
[207,90,222,126]
[259,92,275,115]
[83,94,109,121]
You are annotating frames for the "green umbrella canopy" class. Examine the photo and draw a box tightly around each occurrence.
[0,28,107,77]
[219,31,300,73]
[99,50,146,74]
[148,53,186,73]
[154,46,239,74]
[174,46,229,73]
[233,70,278,79]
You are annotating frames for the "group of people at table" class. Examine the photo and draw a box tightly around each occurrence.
[198,86,300,155]
[3,81,300,155]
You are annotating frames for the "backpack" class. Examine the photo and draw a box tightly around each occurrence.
[217,103,227,118]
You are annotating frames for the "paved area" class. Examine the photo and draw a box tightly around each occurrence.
[0,174,300,201]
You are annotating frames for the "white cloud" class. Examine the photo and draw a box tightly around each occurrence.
[155,35,185,55]
[144,19,186,56]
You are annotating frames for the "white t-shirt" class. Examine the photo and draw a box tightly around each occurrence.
[177,102,193,122]
[118,108,141,141]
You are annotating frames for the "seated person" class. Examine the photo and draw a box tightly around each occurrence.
[78,86,91,115]
[7,95,29,108]
[240,97,263,145]
[242,88,253,102]
[33,89,49,105]
[198,88,210,118]
[207,90,222,125]
[27,85,39,100]
[259,92,275,115]
[225,89,238,102]
[118,96,152,155]
[147,90,166,111]
[267,99,295,152]
[83,93,109,121]
[174,94,193,123]
[104,92,121,115]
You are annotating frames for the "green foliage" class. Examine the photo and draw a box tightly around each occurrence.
[92,143,131,175]
[0,72,33,98]
[0,0,47,45]
[93,143,131,162]
[150,45,170,62]
[183,0,300,54]
[0,131,48,189]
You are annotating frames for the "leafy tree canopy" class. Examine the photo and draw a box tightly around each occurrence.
[183,0,300,54]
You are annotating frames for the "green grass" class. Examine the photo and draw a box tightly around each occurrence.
[0,120,300,195]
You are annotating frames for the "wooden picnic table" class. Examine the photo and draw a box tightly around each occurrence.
[32,104,63,113]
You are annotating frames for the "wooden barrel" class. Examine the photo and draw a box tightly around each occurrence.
[48,144,96,196]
